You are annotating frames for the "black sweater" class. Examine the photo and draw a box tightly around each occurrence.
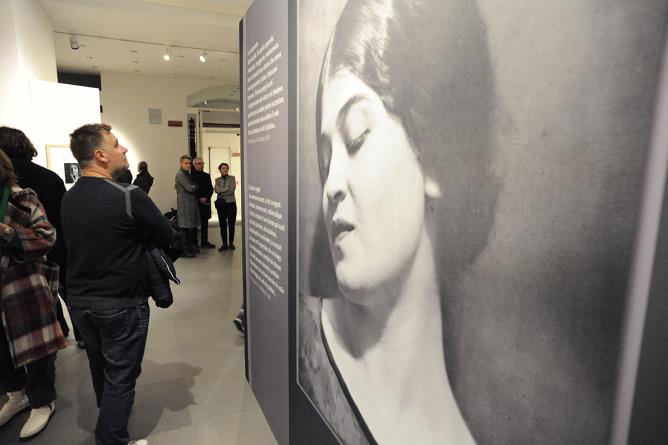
[61,177,174,309]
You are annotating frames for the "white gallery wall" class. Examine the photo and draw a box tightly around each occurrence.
[12,0,57,83]
[100,71,223,212]
[29,79,101,168]
[0,0,56,131]
[0,0,99,166]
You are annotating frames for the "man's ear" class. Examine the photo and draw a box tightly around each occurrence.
[424,173,441,199]
[94,149,107,164]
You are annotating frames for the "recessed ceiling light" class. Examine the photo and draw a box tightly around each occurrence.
[163,47,171,61]
[235,107,239,111]
[199,51,207,63]
[85,56,93,60]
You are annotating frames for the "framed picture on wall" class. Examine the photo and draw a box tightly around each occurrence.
[46,144,80,189]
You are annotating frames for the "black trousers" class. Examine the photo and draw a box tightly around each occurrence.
[215,200,237,245]
[198,205,211,246]
[71,302,150,445]
[0,321,56,407]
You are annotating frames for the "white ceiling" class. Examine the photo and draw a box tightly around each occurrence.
[40,0,252,85]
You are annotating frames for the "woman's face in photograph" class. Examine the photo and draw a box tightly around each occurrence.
[318,69,430,301]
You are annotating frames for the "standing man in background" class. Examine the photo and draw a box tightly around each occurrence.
[62,123,176,445]
[175,155,199,257]
[214,162,237,251]
[191,157,215,249]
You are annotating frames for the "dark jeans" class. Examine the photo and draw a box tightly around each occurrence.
[0,321,56,407]
[71,302,150,445]
[215,200,237,245]
[198,205,211,246]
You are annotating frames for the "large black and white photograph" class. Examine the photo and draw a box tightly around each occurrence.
[297,0,668,444]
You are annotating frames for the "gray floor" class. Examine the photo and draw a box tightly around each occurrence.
[0,228,277,445]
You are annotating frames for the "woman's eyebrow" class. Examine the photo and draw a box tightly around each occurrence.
[336,94,367,131]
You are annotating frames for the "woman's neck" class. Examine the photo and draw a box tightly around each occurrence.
[321,229,474,444]
[324,228,441,358]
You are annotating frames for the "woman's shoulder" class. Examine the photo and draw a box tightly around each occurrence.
[9,186,39,205]
[298,294,370,445]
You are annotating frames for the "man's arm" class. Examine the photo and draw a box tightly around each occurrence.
[175,172,197,195]
[130,189,175,249]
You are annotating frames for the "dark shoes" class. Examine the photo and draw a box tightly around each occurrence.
[182,251,196,258]
[218,244,229,251]
[230,243,236,250]
[201,242,216,249]
[233,309,245,334]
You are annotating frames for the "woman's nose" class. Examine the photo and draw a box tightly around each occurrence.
[324,147,348,203]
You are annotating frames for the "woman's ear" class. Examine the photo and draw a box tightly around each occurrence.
[424,173,441,199]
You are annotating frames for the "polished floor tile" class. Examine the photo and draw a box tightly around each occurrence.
[0,227,277,445]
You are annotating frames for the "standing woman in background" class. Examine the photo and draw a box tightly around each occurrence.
[0,149,66,440]
[214,162,237,251]
[133,161,154,194]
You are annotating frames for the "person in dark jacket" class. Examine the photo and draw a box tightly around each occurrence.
[132,161,154,194]
[0,127,77,343]
[114,167,133,184]
[191,157,215,248]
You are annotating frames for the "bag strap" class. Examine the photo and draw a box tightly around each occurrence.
[0,186,9,222]
[103,179,138,218]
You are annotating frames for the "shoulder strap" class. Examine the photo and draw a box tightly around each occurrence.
[103,179,138,218]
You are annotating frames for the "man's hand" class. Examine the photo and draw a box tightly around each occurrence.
[198,198,208,205]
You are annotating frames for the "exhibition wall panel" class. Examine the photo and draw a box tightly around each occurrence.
[242,0,291,443]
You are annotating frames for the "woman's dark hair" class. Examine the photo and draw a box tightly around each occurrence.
[138,161,148,172]
[316,0,498,277]
[0,127,38,160]
[0,149,18,188]
[70,123,112,167]
[218,162,229,171]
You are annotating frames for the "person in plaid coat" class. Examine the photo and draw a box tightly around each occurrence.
[0,149,66,439]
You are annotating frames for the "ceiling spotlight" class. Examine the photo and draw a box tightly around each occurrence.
[69,35,79,50]
[199,51,207,63]
[163,47,171,61]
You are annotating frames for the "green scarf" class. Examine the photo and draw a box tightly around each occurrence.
[0,186,9,222]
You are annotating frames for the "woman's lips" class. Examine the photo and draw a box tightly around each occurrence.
[331,219,354,244]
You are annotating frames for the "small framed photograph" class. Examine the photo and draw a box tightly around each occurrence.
[46,144,80,189]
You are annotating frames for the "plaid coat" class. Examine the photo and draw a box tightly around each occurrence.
[0,187,66,368]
